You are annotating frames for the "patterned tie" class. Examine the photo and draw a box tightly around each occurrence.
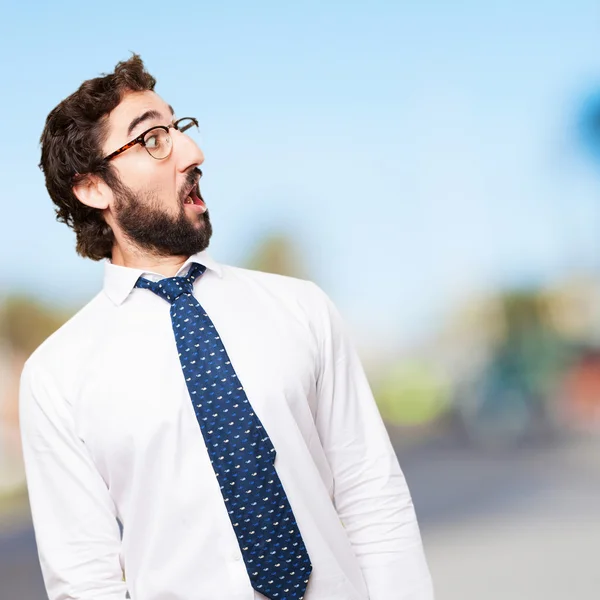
[135,263,312,599]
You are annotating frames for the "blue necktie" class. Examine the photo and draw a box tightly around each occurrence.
[135,263,312,599]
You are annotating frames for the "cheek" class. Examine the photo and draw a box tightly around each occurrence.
[117,155,177,198]
[119,169,178,207]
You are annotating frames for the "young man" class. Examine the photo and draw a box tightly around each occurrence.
[20,55,433,600]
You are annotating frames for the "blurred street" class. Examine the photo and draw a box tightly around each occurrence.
[1,429,598,600]
[405,431,600,599]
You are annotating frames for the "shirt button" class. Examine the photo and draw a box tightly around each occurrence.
[231,550,242,561]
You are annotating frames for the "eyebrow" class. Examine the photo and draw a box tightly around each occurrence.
[127,106,175,137]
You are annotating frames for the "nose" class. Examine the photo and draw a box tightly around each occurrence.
[172,128,204,172]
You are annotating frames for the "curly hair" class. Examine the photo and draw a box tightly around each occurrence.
[39,54,156,260]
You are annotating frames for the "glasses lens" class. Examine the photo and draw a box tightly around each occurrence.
[144,128,172,159]
[176,118,200,142]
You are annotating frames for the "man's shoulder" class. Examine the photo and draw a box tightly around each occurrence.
[25,291,111,375]
[221,264,331,309]
[219,264,336,331]
[221,264,321,297]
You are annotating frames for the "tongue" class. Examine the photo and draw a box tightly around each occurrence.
[190,190,203,206]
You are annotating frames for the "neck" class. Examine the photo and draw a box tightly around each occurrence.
[111,243,190,277]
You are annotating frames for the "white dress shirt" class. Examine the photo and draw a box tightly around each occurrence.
[19,250,433,600]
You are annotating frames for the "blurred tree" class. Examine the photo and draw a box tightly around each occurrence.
[0,295,70,357]
[577,89,600,162]
[374,361,451,426]
[244,232,308,279]
[452,287,574,447]
[496,289,569,394]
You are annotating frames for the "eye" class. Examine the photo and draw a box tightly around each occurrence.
[144,128,170,148]
[142,128,173,159]
[145,133,161,148]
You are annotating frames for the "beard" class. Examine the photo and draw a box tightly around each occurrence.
[111,170,213,258]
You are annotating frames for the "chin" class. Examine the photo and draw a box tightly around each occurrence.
[193,211,209,228]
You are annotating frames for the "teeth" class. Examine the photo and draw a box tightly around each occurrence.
[185,196,193,204]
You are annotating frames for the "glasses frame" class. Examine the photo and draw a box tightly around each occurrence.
[103,117,199,162]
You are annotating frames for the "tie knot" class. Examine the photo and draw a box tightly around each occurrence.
[135,262,206,304]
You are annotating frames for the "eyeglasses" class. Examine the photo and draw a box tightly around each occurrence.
[103,117,200,162]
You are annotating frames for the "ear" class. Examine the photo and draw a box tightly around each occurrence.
[72,174,112,210]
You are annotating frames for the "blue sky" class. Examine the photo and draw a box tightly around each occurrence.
[1,1,600,347]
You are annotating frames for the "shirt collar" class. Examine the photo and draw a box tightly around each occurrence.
[103,250,223,306]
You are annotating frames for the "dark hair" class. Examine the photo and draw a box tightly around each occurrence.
[39,54,156,260]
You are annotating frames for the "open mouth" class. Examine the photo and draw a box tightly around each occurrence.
[183,179,206,212]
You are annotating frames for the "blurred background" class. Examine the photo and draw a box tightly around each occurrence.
[1,1,600,598]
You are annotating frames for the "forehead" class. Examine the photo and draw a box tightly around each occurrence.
[104,90,172,141]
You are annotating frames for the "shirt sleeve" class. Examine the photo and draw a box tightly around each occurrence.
[310,283,434,600]
[19,360,129,600]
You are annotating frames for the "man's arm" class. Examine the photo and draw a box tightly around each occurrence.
[310,283,434,600]
[19,360,129,600]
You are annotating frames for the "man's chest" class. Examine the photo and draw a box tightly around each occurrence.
[71,302,321,491]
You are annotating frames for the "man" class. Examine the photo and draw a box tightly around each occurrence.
[20,55,433,600]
